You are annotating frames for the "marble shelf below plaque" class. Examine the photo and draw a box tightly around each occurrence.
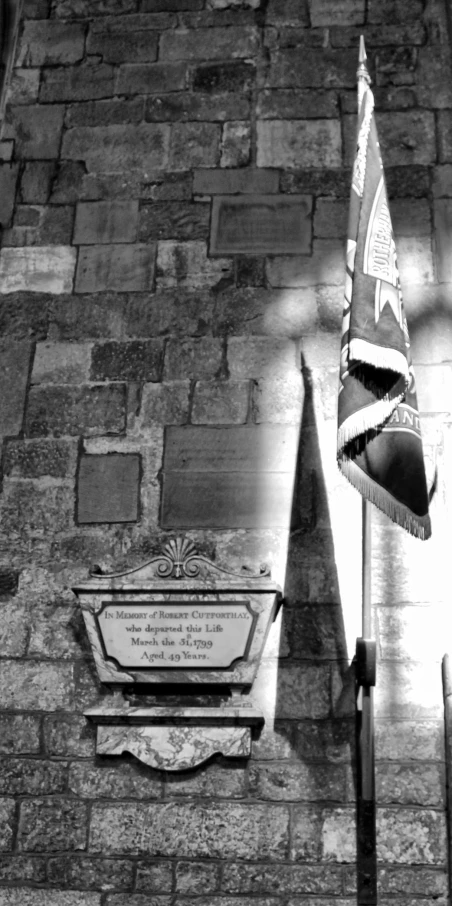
[85,705,264,771]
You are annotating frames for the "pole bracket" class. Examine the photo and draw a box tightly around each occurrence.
[356,638,376,687]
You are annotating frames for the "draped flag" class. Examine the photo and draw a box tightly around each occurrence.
[337,45,431,540]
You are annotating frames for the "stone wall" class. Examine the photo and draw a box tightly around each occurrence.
[0,0,451,903]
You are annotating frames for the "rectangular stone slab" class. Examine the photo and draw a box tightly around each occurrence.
[210,194,312,255]
[77,453,140,523]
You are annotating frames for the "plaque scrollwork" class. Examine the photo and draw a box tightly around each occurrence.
[90,537,270,581]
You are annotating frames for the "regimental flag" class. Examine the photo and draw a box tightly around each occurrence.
[337,46,431,540]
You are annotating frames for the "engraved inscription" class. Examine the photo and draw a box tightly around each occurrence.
[97,600,255,669]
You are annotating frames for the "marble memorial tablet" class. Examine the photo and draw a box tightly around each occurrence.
[97,600,256,669]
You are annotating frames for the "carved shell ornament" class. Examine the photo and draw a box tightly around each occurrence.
[89,537,270,580]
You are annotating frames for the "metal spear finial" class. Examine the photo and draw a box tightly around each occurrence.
[357,34,371,111]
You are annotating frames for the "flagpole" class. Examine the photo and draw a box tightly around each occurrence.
[356,37,377,906]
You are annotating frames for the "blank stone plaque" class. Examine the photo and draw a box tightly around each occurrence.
[77,453,140,524]
[210,194,312,255]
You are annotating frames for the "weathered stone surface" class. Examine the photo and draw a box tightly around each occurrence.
[47,856,134,891]
[0,602,28,656]
[376,866,448,897]
[376,662,443,719]
[310,0,365,25]
[17,20,85,65]
[3,439,77,478]
[222,861,343,894]
[0,800,15,852]
[160,26,258,60]
[92,340,163,380]
[0,569,19,595]
[344,110,436,168]
[169,122,221,169]
[192,61,255,93]
[18,800,88,852]
[90,802,289,859]
[0,163,19,227]
[0,892,100,906]
[66,99,144,129]
[211,195,312,255]
[0,246,76,293]
[0,856,46,883]
[54,0,136,15]
[368,0,426,22]
[253,661,332,720]
[0,715,41,754]
[0,661,74,710]
[175,861,219,893]
[32,342,92,384]
[257,121,341,168]
[377,807,447,863]
[3,203,74,247]
[267,48,356,89]
[0,481,74,534]
[10,105,64,158]
[193,168,278,195]
[74,201,139,244]
[376,763,445,807]
[221,121,250,167]
[253,377,303,425]
[137,381,190,427]
[75,245,156,292]
[228,337,299,379]
[290,806,355,861]
[8,69,44,106]
[434,199,452,282]
[87,28,158,63]
[44,714,96,757]
[77,453,140,523]
[135,860,173,891]
[375,720,444,762]
[25,384,126,437]
[145,92,249,122]
[139,202,210,241]
[166,763,246,798]
[213,286,317,338]
[191,380,249,424]
[266,240,345,287]
[117,62,186,94]
[249,762,346,801]
[62,124,171,172]
[68,762,163,799]
[0,759,66,796]
[156,241,232,288]
[258,89,338,120]
[0,340,32,437]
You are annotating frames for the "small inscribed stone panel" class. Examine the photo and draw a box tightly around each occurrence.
[210,195,312,255]
[77,453,140,524]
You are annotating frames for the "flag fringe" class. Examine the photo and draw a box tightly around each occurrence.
[339,456,432,540]
[337,391,405,454]
[349,337,410,379]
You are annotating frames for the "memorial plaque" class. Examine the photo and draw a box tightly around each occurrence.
[97,600,256,669]
[210,194,312,255]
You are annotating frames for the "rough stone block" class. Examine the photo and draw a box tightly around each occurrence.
[309,0,364,24]
[434,199,452,282]
[0,246,76,293]
[91,340,163,380]
[145,92,250,122]
[7,70,41,106]
[90,802,289,860]
[166,763,246,799]
[191,380,249,424]
[224,862,344,895]
[266,240,345,287]
[175,861,219,893]
[257,121,341,169]
[249,762,346,802]
[0,341,32,437]
[0,481,74,534]
[376,662,443,719]
[267,48,356,89]
[3,439,77,478]
[397,237,434,285]
[0,759,66,796]
[0,603,28,656]
[62,124,170,173]
[344,110,436,168]
[139,202,210,241]
[227,337,299,379]
[0,715,41,755]
[44,714,95,757]
[156,240,232,288]
[254,661,332,720]
[54,0,136,13]
[314,199,348,239]
[74,201,138,244]
[376,866,447,897]
[68,762,163,799]
[220,120,250,167]
[367,0,425,22]
[375,720,444,762]
[211,195,312,255]
[138,381,190,427]
[0,661,74,710]
[193,168,279,195]
[0,856,47,883]
[0,891,100,906]
[258,89,339,120]
[376,763,445,807]
[0,800,15,853]
[0,569,20,595]
[117,62,186,95]
[17,21,85,65]
[169,122,220,169]
[32,342,92,384]
[25,384,126,437]
[3,204,74,247]
[87,28,158,63]
[290,806,355,861]
[160,26,258,60]
[192,60,255,93]
[377,807,447,863]
[47,856,134,891]
[142,0,203,7]
[0,163,19,227]
[66,99,144,129]
[163,338,223,380]
[213,286,317,338]
[75,245,156,292]
[10,105,64,159]
[77,453,140,523]
[136,860,173,892]
[40,64,115,102]
[18,799,88,853]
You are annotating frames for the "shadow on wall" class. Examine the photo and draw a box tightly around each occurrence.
[262,358,358,831]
